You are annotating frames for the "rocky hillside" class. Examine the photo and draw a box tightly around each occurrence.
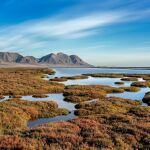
[19,56,38,64]
[0,52,23,63]
[0,52,92,67]
[39,52,91,66]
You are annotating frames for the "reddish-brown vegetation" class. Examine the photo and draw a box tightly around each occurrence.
[120,77,138,81]
[131,81,150,87]
[50,75,88,82]
[64,85,125,103]
[32,94,48,98]
[0,68,64,96]
[84,73,150,79]
[0,69,150,149]
[142,92,150,105]
[114,81,124,85]
[119,86,140,92]
[0,99,69,134]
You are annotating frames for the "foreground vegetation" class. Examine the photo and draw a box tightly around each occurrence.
[0,97,149,149]
[0,69,150,149]
[0,99,69,134]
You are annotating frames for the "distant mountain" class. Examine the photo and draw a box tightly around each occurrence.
[39,52,92,67]
[0,52,92,67]
[19,56,38,64]
[0,52,23,63]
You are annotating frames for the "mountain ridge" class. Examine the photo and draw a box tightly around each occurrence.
[0,52,92,67]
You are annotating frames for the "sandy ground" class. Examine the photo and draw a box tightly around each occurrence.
[0,63,92,68]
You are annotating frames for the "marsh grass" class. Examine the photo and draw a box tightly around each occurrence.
[120,77,138,81]
[0,95,5,99]
[0,70,150,149]
[120,86,140,92]
[1,96,149,149]
[84,73,150,79]
[63,85,129,103]
[0,68,64,96]
[131,81,150,87]
[32,94,48,98]
[0,99,69,134]
[142,92,150,105]
[50,75,88,82]
[114,81,124,85]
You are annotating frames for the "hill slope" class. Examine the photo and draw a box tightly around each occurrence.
[0,52,92,67]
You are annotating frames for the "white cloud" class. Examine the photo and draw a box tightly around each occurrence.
[0,8,149,52]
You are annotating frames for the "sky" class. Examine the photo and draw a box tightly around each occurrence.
[0,0,150,67]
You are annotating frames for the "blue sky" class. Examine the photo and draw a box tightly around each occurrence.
[0,0,150,66]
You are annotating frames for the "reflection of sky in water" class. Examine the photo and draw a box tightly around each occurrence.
[1,68,150,127]
[62,76,137,87]
[28,111,77,128]
[49,68,150,78]
[0,96,10,101]
[108,87,150,101]
[21,93,75,111]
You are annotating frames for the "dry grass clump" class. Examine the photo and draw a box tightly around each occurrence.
[142,92,150,105]
[120,77,138,81]
[114,81,124,85]
[50,77,68,82]
[63,85,125,103]
[75,97,140,116]
[0,68,64,95]
[41,74,48,78]
[50,75,88,82]
[32,94,48,98]
[0,135,46,150]
[41,69,55,75]
[12,95,22,99]
[17,103,149,150]
[120,86,140,92]
[24,121,82,149]
[64,96,91,103]
[72,97,150,149]
[66,75,88,80]
[143,76,150,80]
[0,95,5,99]
[84,73,124,78]
[131,81,149,87]
[84,73,150,79]
[0,96,149,149]
[65,85,125,94]
[0,99,69,134]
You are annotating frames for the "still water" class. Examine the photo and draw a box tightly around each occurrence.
[28,68,150,127]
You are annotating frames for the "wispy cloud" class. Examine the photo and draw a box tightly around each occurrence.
[0,5,149,52]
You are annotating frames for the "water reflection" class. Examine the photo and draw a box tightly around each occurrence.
[62,76,140,87]
[21,93,75,111]
[28,111,77,128]
[107,87,150,101]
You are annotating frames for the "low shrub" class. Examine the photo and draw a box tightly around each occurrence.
[121,77,138,81]
[131,82,147,87]
[114,82,124,85]
[50,75,88,82]
[0,99,69,134]
[142,92,150,105]
[0,95,5,99]
[32,94,48,98]
[120,87,140,92]
[0,68,64,96]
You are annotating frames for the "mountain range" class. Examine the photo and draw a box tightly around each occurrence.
[0,52,92,67]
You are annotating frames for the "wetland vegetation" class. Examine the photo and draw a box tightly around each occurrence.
[0,68,150,149]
